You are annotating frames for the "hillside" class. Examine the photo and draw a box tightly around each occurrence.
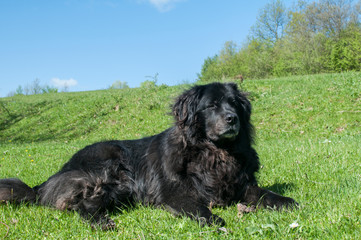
[1,84,182,143]
[1,72,360,239]
[1,72,360,143]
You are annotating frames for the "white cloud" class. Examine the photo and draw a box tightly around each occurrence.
[51,78,78,89]
[147,0,184,12]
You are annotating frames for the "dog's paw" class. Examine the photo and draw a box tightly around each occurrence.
[282,197,299,210]
[209,214,226,226]
[101,218,116,231]
[198,214,225,227]
[91,216,116,231]
[270,196,299,211]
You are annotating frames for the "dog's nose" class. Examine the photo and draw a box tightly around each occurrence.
[225,113,238,125]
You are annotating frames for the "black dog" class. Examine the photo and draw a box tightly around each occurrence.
[0,82,296,229]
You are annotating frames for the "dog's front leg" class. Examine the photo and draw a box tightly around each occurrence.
[160,191,225,226]
[242,185,297,210]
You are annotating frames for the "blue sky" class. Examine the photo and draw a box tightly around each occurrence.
[0,0,275,97]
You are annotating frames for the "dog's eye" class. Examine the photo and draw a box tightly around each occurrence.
[229,98,237,106]
[229,98,236,103]
[206,104,217,110]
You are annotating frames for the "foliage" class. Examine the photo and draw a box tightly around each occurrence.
[7,79,58,97]
[1,72,361,238]
[250,0,287,43]
[329,24,361,72]
[198,0,361,83]
[197,55,220,82]
[140,73,163,90]
[140,80,157,89]
[41,85,59,94]
[109,80,129,89]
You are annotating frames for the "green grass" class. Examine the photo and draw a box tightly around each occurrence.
[1,72,361,239]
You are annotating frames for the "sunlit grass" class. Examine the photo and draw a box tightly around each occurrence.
[1,72,360,238]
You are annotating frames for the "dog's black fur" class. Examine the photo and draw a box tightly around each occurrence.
[0,82,296,229]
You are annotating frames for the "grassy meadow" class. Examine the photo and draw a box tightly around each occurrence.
[1,72,360,239]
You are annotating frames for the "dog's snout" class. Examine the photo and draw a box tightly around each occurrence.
[225,113,238,124]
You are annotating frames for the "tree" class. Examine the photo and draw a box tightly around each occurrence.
[197,42,247,83]
[219,41,238,62]
[15,85,24,95]
[42,85,58,93]
[243,39,274,78]
[7,80,59,96]
[197,55,219,83]
[250,0,287,44]
[284,0,361,73]
[304,0,360,37]
[109,81,129,89]
[31,78,42,95]
[283,2,330,74]
[198,0,361,81]
[329,24,361,71]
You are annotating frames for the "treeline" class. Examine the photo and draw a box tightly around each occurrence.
[198,0,361,82]
[7,79,59,97]
[7,74,161,97]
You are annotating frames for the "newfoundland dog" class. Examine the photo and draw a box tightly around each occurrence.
[0,82,296,229]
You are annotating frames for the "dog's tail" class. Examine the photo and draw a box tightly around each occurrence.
[0,178,37,204]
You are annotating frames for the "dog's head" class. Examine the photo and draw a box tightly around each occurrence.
[173,82,253,146]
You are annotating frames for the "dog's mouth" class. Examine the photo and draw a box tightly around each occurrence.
[219,128,239,139]
[206,120,240,143]
[212,123,240,142]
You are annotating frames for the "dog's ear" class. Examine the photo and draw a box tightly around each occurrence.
[227,83,252,122]
[230,83,254,144]
[237,91,251,122]
[172,86,202,129]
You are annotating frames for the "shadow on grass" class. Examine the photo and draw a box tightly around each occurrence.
[265,182,297,195]
[0,98,105,143]
[0,100,52,132]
